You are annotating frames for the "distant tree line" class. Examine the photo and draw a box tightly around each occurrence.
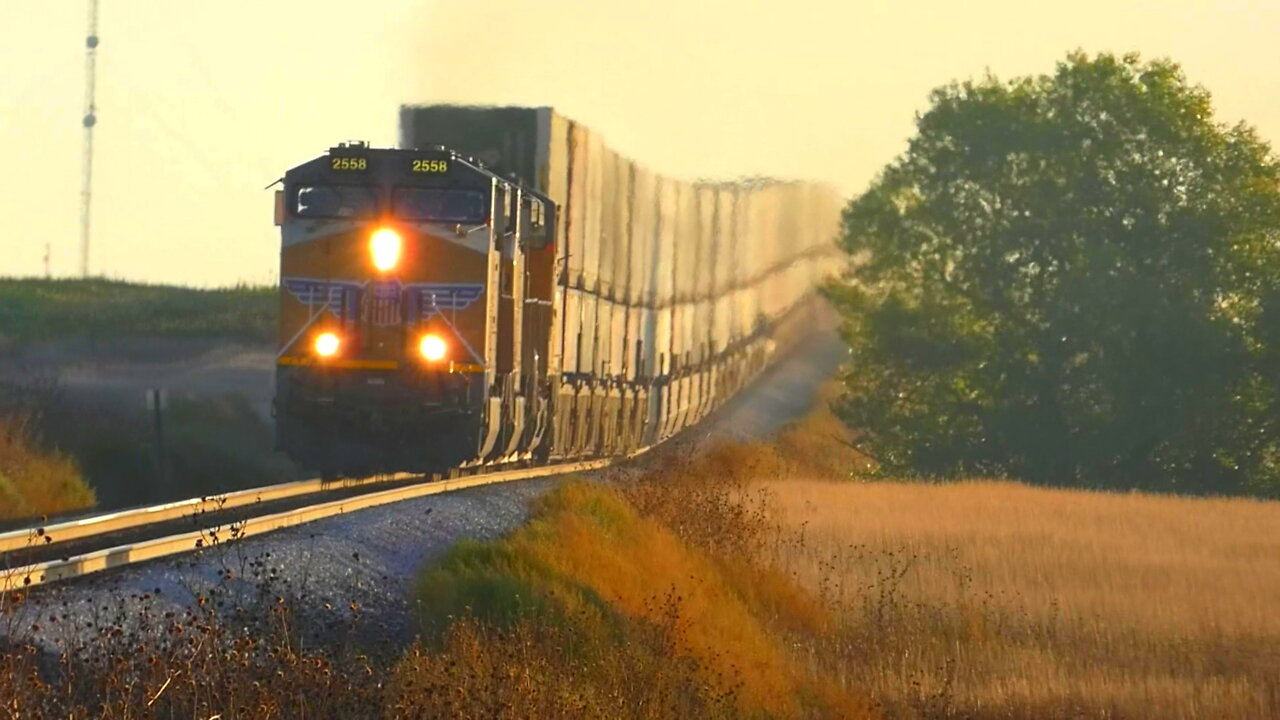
[829,52,1280,497]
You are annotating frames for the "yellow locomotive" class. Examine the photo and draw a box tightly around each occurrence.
[274,107,841,477]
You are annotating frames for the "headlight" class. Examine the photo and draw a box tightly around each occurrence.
[370,228,402,272]
[419,334,447,362]
[314,332,341,357]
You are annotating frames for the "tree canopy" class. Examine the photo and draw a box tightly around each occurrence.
[829,52,1280,496]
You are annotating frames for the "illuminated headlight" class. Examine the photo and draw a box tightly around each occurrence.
[419,334,447,362]
[370,228,402,272]
[314,332,341,357]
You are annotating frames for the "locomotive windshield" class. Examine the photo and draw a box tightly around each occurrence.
[394,188,488,223]
[295,185,380,218]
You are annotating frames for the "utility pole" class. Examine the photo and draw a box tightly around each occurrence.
[80,0,100,278]
[43,244,51,278]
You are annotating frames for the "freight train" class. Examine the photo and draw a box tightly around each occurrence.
[272,106,840,476]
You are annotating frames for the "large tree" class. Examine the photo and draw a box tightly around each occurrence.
[830,52,1280,495]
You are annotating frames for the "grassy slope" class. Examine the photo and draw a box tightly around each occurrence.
[0,278,275,343]
[402,478,871,718]
[385,398,880,719]
[0,415,95,521]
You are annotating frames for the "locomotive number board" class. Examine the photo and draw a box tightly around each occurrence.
[410,158,450,174]
[330,156,368,171]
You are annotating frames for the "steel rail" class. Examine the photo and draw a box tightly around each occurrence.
[0,472,419,555]
[0,457,621,592]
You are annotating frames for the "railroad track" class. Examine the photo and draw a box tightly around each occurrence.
[0,457,626,592]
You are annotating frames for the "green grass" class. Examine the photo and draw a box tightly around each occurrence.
[0,278,275,343]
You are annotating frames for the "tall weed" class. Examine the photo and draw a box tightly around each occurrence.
[0,551,382,718]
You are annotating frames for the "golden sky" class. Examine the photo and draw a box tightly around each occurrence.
[2,0,1277,286]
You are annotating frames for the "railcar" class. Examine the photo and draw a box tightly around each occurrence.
[273,107,841,477]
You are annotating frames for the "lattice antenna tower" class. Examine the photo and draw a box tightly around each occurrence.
[80,0,100,277]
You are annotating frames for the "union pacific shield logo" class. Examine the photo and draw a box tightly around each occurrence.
[362,279,403,327]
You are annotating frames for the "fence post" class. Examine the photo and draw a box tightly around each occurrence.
[147,388,168,485]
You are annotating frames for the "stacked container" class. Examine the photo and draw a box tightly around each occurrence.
[400,105,843,457]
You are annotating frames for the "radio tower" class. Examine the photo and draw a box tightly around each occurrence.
[80,0,100,278]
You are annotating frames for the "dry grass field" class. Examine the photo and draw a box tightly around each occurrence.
[758,393,1280,719]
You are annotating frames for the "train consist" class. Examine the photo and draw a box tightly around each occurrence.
[272,106,841,476]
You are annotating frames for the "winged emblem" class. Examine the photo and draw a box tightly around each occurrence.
[408,283,486,317]
[283,277,485,328]
[282,277,361,315]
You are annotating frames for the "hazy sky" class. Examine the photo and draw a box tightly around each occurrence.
[2,0,1277,286]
